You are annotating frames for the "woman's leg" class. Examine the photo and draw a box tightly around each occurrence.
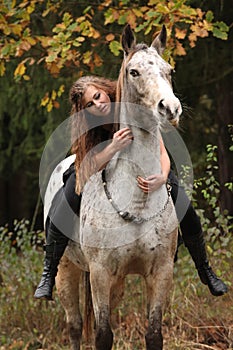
[169,171,228,296]
[34,165,81,300]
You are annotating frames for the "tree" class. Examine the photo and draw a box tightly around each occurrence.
[0,0,231,225]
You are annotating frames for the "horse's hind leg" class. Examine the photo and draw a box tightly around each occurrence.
[56,256,83,350]
[90,264,114,350]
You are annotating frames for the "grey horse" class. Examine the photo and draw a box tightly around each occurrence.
[55,25,182,350]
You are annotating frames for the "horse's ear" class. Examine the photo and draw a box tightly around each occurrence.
[151,25,167,55]
[121,24,136,55]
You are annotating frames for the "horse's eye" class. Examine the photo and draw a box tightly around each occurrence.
[130,69,140,77]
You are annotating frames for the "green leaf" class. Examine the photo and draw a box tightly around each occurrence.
[109,40,122,56]
[147,11,158,18]
[63,12,72,27]
[152,14,162,25]
[45,53,58,63]
[215,21,229,32]
[145,23,152,35]
[68,23,78,31]
[1,44,12,56]
[83,6,92,14]
[212,27,228,40]
[118,13,127,25]
[206,10,214,23]
[135,21,149,32]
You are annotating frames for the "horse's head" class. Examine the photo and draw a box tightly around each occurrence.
[118,24,182,128]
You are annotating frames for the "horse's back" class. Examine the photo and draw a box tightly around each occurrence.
[43,154,76,226]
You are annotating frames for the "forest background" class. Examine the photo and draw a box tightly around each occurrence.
[0,0,232,349]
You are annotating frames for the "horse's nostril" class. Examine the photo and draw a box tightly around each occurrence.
[158,99,165,110]
[175,106,181,115]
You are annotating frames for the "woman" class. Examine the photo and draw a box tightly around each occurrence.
[34,75,227,300]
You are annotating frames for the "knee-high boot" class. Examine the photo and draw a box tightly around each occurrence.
[34,222,68,300]
[183,230,228,296]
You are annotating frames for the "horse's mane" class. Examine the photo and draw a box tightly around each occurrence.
[115,43,148,128]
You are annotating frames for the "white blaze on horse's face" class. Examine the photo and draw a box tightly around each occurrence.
[121,25,182,128]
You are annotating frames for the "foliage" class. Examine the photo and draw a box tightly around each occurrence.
[0,0,229,85]
[191,142,233,278]
[0,219,66,349]
[193,144,232,232]
[0,216,232,349]
[0,1,231,229]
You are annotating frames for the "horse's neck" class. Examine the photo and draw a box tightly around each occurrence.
[107,121,164,215]
[118,122,161,177]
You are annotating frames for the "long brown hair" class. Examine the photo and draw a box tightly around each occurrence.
[69,75,117,194]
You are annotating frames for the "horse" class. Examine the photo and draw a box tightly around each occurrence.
[54,25,182,350]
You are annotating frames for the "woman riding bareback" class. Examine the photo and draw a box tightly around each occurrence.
[34,75,228,301]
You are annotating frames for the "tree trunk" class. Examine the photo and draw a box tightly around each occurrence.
[216,76,233,215]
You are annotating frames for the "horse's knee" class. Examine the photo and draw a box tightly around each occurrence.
[145,306,163,350]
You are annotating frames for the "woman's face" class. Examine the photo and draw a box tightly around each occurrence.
[82,85,111,117]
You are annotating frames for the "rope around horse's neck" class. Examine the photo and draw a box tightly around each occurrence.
[101,169,172,225]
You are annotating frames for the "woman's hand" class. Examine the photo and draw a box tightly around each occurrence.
[110,127,134,153]
[94,128,133,172]
[137,174,167,193]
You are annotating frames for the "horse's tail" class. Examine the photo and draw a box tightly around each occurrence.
[83,271,94,344]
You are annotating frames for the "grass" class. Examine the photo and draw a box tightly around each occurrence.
[0,223,232,350]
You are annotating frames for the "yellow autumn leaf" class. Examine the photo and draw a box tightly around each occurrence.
[14,63,26,76]
[26,37,37,45]
[132,8,143,18]
[47,100,53,112]
[191,23,208,38]
[174,41,186,56]
[23,75,30,80]
[77,36,85,42]
[94,53,103,67]
[188,32,197,48]
[19,40,31,51]
[0,61,6,76]
[127,12,137,28]
[105,33,115,42]
[15,47,24,57]
[57,84,65,97]
[38,36,51,48]
[203,20,213,31]
[175,28,187,40]
[83,51,92,65]
[49,62,61,75]
[40,94,49,107]
[196,8,204,19]
[91,28,100,39]
[27,4,35,14]
[11,24,23,36]
[51,90,57,100]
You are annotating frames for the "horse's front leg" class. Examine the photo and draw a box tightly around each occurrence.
[56,256,83,350]
[90,264,114,350]
[145,253,175,348]
[145,271,172,350]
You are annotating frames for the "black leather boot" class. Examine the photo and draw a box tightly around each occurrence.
[34,225,68,300]
[183,231,228,297]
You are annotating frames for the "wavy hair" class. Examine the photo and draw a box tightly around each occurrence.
[69,76,117,194]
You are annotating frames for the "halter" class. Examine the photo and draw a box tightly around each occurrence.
[101,169,172,225]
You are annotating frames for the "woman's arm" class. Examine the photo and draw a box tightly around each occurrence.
[137,136,170,193]
[159,137,170,183]
[93,127,133,172]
